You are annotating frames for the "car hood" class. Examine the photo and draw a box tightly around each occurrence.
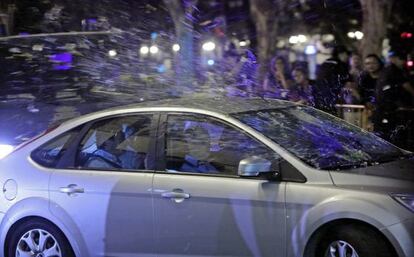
[329,158,414,194]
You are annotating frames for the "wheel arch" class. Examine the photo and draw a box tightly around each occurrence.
[0,197,85,257]
[303,218,398,257]
[4,216,74,257]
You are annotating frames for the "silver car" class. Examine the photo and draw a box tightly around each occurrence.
[0,97,413,257]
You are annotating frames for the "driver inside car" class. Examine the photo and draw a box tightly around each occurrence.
[180,125,218,173]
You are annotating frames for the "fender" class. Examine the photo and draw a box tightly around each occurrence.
[0,197,88,257]
[286,193,404,257]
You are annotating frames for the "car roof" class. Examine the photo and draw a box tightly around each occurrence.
[109,96,297,115]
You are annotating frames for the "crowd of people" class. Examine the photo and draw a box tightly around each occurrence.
[218,45,414,150]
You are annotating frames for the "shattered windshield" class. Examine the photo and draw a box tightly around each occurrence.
[233,106,406,170]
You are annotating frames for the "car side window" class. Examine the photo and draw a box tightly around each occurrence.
[165,114,279,175]
[31,127,81,168]
[75,115,153,171]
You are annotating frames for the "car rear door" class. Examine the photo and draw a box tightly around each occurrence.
[152,113,286,257]
[48,113,158,257]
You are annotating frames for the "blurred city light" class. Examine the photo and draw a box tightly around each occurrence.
[289,35,307,44]
[32,44,43,52]
[297,34,307,43]
[401,32,413,38]
[108,49,117,57]
[151,32,158,40]
[207,59,215,66]
[157,64,166,73]
[407,61,414,67]
[305,45,317,55]
[355,31,364,40]
[202,41,216,51]
[0,144,14,159]
[348,31,363,40]
[140,46,149,54]
[172,44,180,52]
[289,36,299,44]
[150,45,159,54]
[347,32,356,38]
[322,34,335,42]
[239,41,247,47]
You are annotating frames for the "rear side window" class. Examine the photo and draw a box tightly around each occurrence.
[31,127,80,168]
[75,115,153,171]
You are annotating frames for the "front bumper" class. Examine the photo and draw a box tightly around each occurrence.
[381,217,414,257]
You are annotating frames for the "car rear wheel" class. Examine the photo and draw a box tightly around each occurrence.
[7,218,74,257]
[309,224,396,257]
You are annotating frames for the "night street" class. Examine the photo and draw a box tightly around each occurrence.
[0,1,413,257]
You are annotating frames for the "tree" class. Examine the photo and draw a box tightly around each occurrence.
[359,0,394,58]
[249,0,293,84]
[163,0,198,90]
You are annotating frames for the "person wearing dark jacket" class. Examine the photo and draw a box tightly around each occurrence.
[374,51,414,147]
[314,45,351,113]
[359,54,384,105]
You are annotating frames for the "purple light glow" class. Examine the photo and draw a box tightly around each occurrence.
[49,52,73,71]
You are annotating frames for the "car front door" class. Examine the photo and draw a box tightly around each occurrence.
[153,113,286,257]
[48,114,157,257]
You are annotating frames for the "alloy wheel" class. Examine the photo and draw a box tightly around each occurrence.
[16,229,62,257]
[325,240,359,257]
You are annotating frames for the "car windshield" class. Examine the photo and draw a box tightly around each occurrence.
[233,106,407,170]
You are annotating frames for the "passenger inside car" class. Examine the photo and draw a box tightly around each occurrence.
[180,125,218,173]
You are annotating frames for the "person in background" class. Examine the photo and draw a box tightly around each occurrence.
[357,54,384,130]
[262,55,293,100]
[374,51,414,146]
[289,67,315,106]
[314,45,351,113]
[340,52,364,104]
[349,53,363,82]
[359,54,384,105]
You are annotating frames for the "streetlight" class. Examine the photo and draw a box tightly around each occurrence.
[150,45,159,54]
[297,34,307,43]
[347,32,356,38]
[289,36,299,44]
[347,31,363,40]
[108,49,117,57]
[202,41,216,51]
[150,46,159,54]
[354,31,364,40]
[140,46,149,54]
[172,44,180,52]
[239,41,247,47]
[207,59,215,66]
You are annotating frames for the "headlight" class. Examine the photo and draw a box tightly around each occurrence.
[391,194,414,212]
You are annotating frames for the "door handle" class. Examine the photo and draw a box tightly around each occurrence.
[59,184,84,196]
[161,188,190,203]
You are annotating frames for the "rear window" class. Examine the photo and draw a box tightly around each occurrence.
[31,126,81,168]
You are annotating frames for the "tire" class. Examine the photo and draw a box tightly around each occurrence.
[7,218,75,257]
[309,224,397,257]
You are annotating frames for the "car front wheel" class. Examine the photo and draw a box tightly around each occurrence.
[7,218,74,257]
[309,223,397,257]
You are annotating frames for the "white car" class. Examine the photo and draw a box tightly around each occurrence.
[0,97,413,257]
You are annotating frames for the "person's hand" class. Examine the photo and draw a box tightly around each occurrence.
[275,70,284,80]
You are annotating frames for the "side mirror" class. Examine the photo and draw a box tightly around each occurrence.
[238,156,279,179]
